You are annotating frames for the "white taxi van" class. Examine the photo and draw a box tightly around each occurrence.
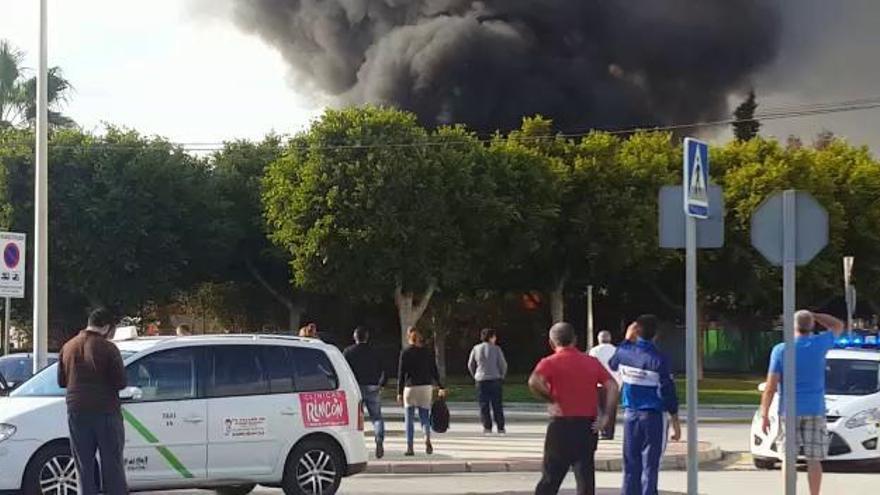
[0,334,368,495]
[751,335,880,468]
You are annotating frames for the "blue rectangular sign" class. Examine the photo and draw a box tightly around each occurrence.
[683,137,710,219]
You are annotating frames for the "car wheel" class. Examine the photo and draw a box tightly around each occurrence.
[22,443,79,495]
[753,456,777,470]
[215,484,257,495]
[282,439,344,495]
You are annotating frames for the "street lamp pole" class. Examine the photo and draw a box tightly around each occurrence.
[33,0,49,374]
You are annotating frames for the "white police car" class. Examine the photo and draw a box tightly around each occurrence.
[0,334,368,494]
[751,335,880,468]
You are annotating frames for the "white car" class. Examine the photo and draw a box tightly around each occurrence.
[0,334,368,495]
[750,345,880,468]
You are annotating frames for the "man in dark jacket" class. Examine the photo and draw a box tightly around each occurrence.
[58,307,128,495]
[343,326,387,458]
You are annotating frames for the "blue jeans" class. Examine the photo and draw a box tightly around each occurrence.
[360,386,385,444]
[404,406,431,449]
[622,410,666,495]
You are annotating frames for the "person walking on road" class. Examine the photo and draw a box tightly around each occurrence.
[759,310,845,495]
[468,328,509,435]
[57,308,129,495]
[529,322,619,495]
[609,315,681,495]
[397,326,446,456]
[589,330,620,440]
[344,325,387,458]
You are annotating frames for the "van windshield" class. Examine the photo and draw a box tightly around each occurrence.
[825,359,880,396]
[11,352,136,398]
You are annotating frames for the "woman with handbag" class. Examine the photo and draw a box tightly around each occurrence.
[397,326,446,456]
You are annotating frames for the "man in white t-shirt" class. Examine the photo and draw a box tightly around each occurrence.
[589,331,619,439]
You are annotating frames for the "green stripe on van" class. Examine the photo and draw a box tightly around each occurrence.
[121,408,195,479]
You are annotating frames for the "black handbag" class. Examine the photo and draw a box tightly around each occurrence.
[431,397,450,433]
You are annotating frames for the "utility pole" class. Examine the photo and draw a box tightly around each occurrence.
[33,0,49,373]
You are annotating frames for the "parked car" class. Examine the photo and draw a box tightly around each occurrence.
[0,334,367,495]
[750,335,880,468]
[0,353,58,393]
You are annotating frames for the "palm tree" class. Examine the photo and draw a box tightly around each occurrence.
[0,39,74,129]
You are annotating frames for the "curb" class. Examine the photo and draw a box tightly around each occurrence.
[364,448,724,475]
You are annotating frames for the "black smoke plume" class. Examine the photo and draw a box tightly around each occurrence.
[226,0,781,132]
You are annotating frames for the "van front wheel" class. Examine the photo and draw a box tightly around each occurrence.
[22,443,79,495]
[282,439,344,495]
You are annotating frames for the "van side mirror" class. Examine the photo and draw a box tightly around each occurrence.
[119,386,143,401]
[757,382,767,393]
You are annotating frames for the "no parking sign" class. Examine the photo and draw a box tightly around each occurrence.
[0,232,26,298]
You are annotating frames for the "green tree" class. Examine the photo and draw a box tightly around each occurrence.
[264,107,473,345]
[732,89,760,142]
[211,136,308,332]
[0,40,74,128]
[0,127,235,332]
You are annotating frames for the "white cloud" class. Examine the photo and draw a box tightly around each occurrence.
[0,0,322,143]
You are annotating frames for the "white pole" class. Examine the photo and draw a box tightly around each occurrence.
[685,214,699,495]
[33,0,49,374]
[843,256,854,335]
[782,190,797,495]
[586,284,594,351]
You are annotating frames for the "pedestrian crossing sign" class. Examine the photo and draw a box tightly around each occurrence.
[683,137,710,219]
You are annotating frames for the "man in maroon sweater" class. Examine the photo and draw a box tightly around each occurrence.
[58,307,128,494]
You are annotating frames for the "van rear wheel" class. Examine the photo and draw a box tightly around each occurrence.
[282,439,344,495]
[23,443,79,495]
[215,484,256,495]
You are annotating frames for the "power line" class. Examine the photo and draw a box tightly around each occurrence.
[40,95,880,152]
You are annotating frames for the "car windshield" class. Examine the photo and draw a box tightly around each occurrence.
[0,355,57,384]
[825,359,880,396]
[10,352,134,398]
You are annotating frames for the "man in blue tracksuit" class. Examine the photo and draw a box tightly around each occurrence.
[609,314,681,495]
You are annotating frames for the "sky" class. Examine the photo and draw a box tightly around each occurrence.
[0,0,877,153]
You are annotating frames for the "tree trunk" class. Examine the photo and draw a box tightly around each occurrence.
[548,274,568,324]
[245,258,306,333]
[288,306,303,334]
[434,323,448,382]
[394,279,437,347]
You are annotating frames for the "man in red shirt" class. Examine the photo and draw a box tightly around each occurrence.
[529,322,619,495]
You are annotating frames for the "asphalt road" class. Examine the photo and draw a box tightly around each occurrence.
[164,423,878,495]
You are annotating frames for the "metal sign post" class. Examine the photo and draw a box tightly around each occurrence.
[844,256,855,335]
[751,190,829,495]
[586,285,594,351]
[3,298,9,356]
[682,137,709,495]
[781,190,797,494]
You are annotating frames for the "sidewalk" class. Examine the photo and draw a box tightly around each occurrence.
[379,402,754,423]
[363,420,722,474]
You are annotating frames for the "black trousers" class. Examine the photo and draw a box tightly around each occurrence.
[476,379,505,431]
[597,387,618,439]
[68,412,129,495]
[535,417,598,495]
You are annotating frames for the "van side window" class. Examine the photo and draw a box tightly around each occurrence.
[291,347,338,392]
[126,348,199,402]
[262,346,296,394]
[209,346,269,397]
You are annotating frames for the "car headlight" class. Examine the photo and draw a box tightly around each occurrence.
[0,423,16,443]
[845,408,880,429]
